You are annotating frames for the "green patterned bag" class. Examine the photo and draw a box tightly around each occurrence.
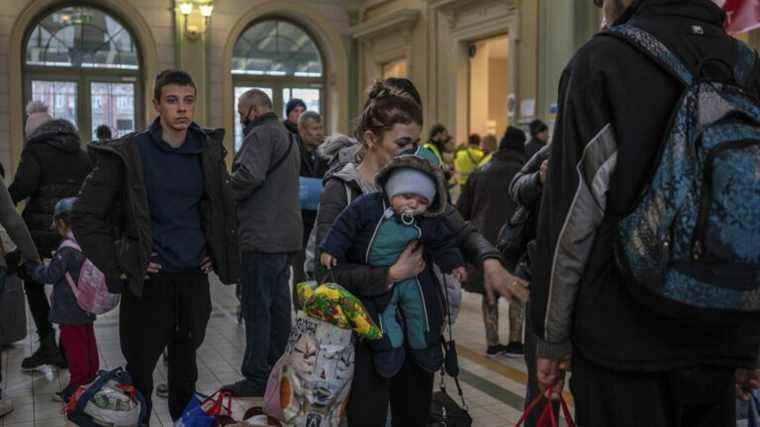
[296,281,382,340]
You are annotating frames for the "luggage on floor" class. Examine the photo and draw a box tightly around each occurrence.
[0,274,27,346]
[65,367,147,427]
[264,311,355,427]
[176,390,237,427]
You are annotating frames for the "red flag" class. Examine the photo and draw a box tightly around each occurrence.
[719,0,760,34]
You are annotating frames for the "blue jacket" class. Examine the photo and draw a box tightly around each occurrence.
[321,191,463,351]
[29,241,94,325]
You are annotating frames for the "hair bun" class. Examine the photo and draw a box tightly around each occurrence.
[369,80,414,102]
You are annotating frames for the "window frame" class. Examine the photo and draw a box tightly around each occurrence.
[22,4,143,144]
[231,17,327,151]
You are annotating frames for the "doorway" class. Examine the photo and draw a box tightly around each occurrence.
[467,35,508,143]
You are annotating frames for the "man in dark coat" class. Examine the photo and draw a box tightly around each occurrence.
[292,110,329,285]
[10,118,91,370]
[458,126,527,357]
[70,70,239,423]
[524,119,549,160]
[283,98,306,136]
[223,88,302,398]
[532,1,760,425]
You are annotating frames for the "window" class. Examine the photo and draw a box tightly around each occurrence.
[232,19,325,150]
[24,5,142,142]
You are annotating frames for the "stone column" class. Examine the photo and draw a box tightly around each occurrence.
[537,0,599,120]
[174,0,209,124]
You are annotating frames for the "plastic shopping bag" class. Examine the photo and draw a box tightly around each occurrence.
[175,391,235,427]
[264,312,355,426]
[515,386,575,427]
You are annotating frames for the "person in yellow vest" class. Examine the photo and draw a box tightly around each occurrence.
[417,124,449,166]
[454,134,485,186]
[417,124,456,185]
[478,134,499,167]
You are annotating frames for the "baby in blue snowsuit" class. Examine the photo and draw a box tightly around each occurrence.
[321,155,466,377]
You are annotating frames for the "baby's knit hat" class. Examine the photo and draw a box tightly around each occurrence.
[384,167,437,203]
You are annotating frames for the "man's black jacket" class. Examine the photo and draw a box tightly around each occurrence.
[531,0,760,370]
[71,123,239,298]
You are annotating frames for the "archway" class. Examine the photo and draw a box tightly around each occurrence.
[8,0,159,172]
[222,0,350,157]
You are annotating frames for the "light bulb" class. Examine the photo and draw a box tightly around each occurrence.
[178,2,193,15]
[199,4,214,18]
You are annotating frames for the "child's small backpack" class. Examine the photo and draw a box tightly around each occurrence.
[606,24,760,325]
[59,237,120,315]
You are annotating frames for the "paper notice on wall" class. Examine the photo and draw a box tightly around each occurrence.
[520,99,535,119]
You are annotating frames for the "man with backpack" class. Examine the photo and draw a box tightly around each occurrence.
[71,69,239,423]
[532,0,760,425]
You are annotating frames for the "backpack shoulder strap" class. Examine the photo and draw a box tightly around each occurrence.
[604,24,694,86]
[735,40,759,89]
[267,134,295,176]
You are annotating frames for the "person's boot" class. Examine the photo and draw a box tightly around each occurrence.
[21,335,66,371]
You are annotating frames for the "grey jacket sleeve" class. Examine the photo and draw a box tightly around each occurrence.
[230,132,274,201]
[0,182,39,262]
[531,65,618,360]
[509,144,550,209]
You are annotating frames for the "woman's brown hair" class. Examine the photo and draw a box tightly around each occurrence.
[355,78,424,146]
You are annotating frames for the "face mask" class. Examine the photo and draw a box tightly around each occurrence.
[241,106,254,135]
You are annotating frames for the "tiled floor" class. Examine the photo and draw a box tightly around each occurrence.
[0,278,560,426]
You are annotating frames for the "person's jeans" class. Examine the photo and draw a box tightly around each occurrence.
[240,251,292,390]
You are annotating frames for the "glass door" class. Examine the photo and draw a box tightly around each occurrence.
[90,81,137,141]
[29,80,78,129]
[282,87,321,116]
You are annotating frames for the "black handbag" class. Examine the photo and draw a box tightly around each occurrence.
[430,275,473,427]
[497,206,533,270]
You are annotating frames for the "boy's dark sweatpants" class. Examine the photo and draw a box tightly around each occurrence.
[120,272,211,422]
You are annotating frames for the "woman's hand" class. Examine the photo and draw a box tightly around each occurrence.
[321,253,337,270]
[482,258,529,305]
[387,241,425,288]
[539,160,549,184]
[452,266,468,283]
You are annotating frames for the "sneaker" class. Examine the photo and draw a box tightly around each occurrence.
[0,399,13,418]
[504,342,525,358]
[21,336,66,371]
[486,344,509,358]
[220,380,265,398]
[155,383,169,399]
[52,392,64,403]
